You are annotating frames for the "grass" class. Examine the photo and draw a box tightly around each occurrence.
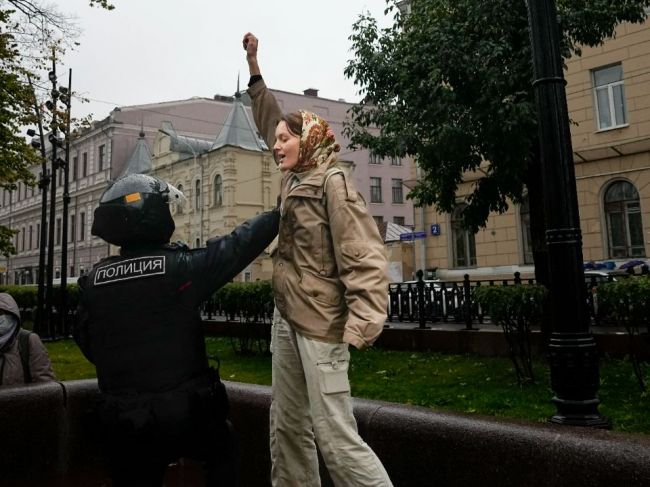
[45,338,650,435]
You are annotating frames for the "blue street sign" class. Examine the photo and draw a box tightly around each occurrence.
[400,231,427,241]
[431,224,441,236]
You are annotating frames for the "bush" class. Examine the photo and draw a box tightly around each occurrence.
[474,284,548,384]
[596,276,650,390]
[213,281,273,322]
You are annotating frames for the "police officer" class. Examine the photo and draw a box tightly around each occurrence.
[74,173,279,487]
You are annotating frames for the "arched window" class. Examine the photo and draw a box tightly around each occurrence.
[214,175,223,207]
[194,179,201,210]
[604,181,645,258]
[520,195,533,265]
[176,183,184,214]
[451,205,476,268]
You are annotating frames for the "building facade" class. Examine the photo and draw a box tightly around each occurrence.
[418,17,650,281]
[0,85,414,284]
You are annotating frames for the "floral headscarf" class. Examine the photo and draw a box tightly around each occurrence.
[293,110,340,174]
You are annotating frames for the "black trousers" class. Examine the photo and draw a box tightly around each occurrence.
[99,386,238,487]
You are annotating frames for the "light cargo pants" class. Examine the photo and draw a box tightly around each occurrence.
[269,312,393,487]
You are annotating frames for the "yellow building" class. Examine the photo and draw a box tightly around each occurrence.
[419,19,650,281]
[148,93,280,282]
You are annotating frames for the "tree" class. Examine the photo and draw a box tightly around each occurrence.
[0,0,113,257]
[345,0,650,283]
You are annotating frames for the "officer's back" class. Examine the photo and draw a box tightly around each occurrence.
[74,174,279,486]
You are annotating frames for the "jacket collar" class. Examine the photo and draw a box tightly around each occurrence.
[282,153,338,201]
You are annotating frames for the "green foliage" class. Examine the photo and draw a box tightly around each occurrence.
[0,7,39,203]
[597,276,650,325]
[596,277,650,389]
[474,284,548,383]
[345,0,650,230]
[474,284,548,327]
[0,283,78,311]
[213,281,273,320]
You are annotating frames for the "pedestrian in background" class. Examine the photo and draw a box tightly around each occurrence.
[0,292,55,387]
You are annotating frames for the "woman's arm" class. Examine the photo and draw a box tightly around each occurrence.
[243,32,261,77]
[326,175,389,349]
[243,32,283,150]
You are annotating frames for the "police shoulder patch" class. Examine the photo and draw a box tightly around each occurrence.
[93,255,166,286]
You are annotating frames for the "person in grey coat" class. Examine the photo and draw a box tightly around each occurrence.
[0,292,55,386]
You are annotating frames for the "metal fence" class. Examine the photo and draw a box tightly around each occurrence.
[387,271,625,328]
[197,271,628,328]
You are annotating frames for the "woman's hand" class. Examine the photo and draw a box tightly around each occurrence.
[243,32,258,60]
[243,32,261,76]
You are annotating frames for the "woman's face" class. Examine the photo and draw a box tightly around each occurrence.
[273,121,300,172]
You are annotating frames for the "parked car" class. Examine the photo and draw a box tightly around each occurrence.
[584,270,619,285]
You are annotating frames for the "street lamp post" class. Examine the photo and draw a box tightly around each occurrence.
[525,0,608,427]
[59,69,72,337]
[45,56,61,339]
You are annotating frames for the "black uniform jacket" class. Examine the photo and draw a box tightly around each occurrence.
[75,209,279,395]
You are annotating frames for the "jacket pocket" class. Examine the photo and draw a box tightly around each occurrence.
[316,360,350,394]
[340,242,370,265]
[299,271,343,306]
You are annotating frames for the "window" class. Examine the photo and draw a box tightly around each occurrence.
[369,152,382,164]
[213,175,223,207]
[29,225,33,250]
[72,156,78,181]
[390,156,402,166]
[520,196,533,265]
[604,181,645,258]
[70,266,75,277]
[98,145,105,172]
[195,179,201,209]
[36,223,40,248]
[79,212,85,241]
[392,179,404,204]
[70,214,76,242]
[21,228,25,252]
[593,64,627,130]
[370,177,382,203]
[373,216,384,226]
[195,238,201,248]
[393,216,405,226]
[82,152,88,177]
[451,205,477,267]
[56,217,62,245]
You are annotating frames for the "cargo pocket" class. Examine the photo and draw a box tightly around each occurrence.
[317,359,351,394]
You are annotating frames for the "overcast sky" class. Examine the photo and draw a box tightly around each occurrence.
[60,0,392,122]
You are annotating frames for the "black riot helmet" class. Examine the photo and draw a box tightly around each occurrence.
[91,174,176,247]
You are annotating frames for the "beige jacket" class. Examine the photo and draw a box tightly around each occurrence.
[249,79,388,348]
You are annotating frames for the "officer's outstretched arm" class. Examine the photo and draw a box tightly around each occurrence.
[197,208,280,299]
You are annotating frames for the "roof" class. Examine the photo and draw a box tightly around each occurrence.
[119,132,153,177]
[379,222,415,243]
[211,92,267,152]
